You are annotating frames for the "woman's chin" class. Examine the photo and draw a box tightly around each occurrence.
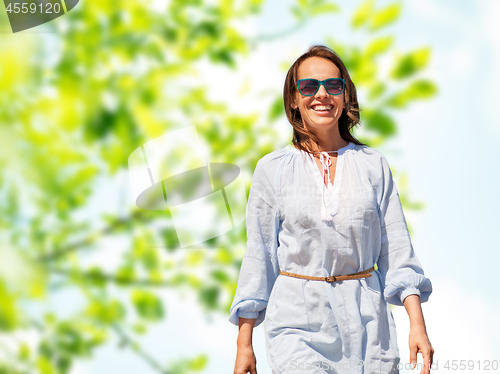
[308,120,338,129]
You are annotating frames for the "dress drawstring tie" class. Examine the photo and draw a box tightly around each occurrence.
[319,152,333,188]
[315,151,336,221]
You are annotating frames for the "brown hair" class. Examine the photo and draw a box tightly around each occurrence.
[283,45,366,153]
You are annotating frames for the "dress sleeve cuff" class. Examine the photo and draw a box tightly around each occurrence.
[238,311,259,319]
[384,269,432,306]
[400,287,421,304]
[228,299,268,327]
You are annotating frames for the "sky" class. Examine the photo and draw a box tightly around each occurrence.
[3,0,499,373]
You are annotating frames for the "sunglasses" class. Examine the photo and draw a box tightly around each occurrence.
[296,78,345,96]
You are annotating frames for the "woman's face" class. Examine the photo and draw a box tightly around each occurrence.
[291,56,345,132]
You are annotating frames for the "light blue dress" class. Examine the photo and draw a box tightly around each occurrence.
[229,142,432,374]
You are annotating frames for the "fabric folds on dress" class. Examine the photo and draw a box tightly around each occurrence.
[228,155,282,327]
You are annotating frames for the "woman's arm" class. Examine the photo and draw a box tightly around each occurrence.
[234,318,257,374]
[403,295,434,374]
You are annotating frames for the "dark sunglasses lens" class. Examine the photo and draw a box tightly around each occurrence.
[325,80,344,94]
[299,80,319,95]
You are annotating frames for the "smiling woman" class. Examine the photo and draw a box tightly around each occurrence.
[284,45,362,155]
[229,45,434,374]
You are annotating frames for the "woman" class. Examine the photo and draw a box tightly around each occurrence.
[229,45,434,374]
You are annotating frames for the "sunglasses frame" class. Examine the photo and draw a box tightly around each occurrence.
[296,78,346,97]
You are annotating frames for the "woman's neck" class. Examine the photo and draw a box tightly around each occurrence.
[297,139,349,154]
[300,124,349,153]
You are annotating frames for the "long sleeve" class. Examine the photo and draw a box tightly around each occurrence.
[228,157,281,327]
[376,154,432,306]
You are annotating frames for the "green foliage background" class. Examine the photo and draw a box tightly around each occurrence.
[0,0,436,372]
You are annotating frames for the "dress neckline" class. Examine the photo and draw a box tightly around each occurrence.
[284,142,354,155]
[285,142,355,222]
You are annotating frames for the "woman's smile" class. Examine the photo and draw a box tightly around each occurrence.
[311,103,334,114]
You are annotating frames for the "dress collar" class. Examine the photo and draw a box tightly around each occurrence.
[285,142,355,155]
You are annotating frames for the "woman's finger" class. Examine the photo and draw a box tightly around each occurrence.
[422,352,428,374]
[410,343,418,369]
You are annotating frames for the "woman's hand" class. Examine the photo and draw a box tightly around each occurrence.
[403,294,434,373]
[409,325,434,374]
[234,344,257,374]
[234,317,258,374]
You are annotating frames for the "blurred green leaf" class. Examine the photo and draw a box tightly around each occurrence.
[85,267,107,288]
[0,282,18,331]
[215,248,234,264]
[186,249,205,266]
[131,290,165,321]
[132,323,148,335]
[362,109,397,136]
[0,247,47,298]
[115,266,136,285]
[309,2,340,16]
[391,47,431,80]
[167,354,209,374]
[369,2,402,31]
[86,299,126,324]
[137,246,160,271]
[246,0,264,13]
[199,285,219,309]
[353,56,377,84]
[210,269,229,282]
[18,343,31,360]
[188,354,208,371]
[385,79,437,107]
[368,82,387,100]
[292,0,339,19]
[291,5,306,21]
[37,356,56,374]
[365,36,394,58]
[268,97,285,121]
[351,0,375,28]
[400,193,426,210]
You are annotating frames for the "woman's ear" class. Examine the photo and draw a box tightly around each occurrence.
[291,100,297,110]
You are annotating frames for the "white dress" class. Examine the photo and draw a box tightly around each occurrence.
[229,141,432,374]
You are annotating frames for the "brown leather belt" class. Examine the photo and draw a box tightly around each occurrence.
[279,266,375,283]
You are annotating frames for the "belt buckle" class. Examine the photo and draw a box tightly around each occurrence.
[325,275,336,283]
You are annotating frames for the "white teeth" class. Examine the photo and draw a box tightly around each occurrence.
[312,105,332,111]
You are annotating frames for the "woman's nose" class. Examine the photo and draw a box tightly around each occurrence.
[315,83,329,98]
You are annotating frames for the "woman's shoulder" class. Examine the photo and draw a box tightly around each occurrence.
[351,142,383,156]
[255,147,291,170]
[351,143,391,169]
[247,148,290,186]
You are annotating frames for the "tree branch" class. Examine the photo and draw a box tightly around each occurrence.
[249,18,307,45]
[112,323,171,374]
[36,209,148,263]
[49,267,172,288]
